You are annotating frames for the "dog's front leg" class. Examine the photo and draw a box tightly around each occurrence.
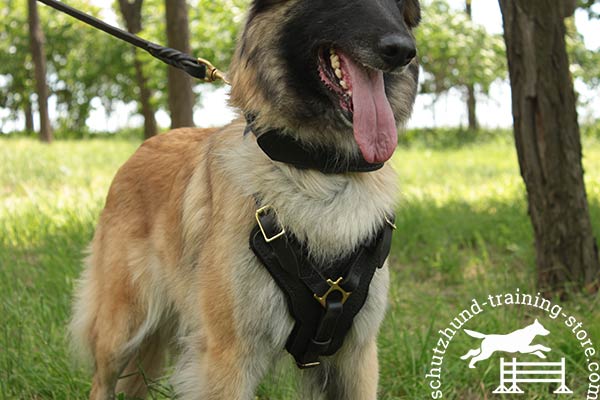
[173,335,276,400]
[328,338,380,400]
[300,338,379,400]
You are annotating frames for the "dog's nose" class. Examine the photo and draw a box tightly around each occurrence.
[377,34,416,69]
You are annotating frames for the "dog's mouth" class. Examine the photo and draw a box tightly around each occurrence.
[318,47,398,164]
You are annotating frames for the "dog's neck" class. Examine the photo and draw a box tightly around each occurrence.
[244,113,384,174]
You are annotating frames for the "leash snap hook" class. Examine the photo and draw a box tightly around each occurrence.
[197,57,230,85]
[313,277,352,308]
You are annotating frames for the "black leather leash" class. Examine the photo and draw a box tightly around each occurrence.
[36,0,228,84]
[250,205,396,368]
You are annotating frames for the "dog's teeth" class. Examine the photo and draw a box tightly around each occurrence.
[329,48,336,56]
[340,80,348,90]
[330,54,340,68]
[334,68,343,79]
[348,90,352,96]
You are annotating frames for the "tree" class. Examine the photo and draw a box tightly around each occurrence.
[498,0,599,296]
[415,0,506,131]
[27,0,52,142]
[464,0,477,131]
[118,0,158,139]
[165,0,195,128]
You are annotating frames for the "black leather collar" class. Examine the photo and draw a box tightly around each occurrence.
[245,114,384,174]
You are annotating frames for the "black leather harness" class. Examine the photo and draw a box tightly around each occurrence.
[250,207,395,368]
[246,120,396,368]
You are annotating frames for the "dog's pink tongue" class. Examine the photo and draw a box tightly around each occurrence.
[343,56,397,164]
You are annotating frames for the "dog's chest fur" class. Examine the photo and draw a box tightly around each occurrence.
[220,122,399,263]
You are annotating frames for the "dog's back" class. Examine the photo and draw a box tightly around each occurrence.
[70,127,218,397]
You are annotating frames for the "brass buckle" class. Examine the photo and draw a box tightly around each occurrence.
[197,57,230,85]
[255,205,286,243]
[313,277,352,308]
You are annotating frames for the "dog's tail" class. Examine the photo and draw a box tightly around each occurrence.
[464,329,486,339]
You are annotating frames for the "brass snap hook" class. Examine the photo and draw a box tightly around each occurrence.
[197,57,230,85]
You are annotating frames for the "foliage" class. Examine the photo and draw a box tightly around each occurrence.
[0,0,139,133]
[578,0,600,18]
[42,4,139,132]
[415,0,507,96]
[0,0,34,118]
[189,0,248,72]
[1,137,600,398]
[0,0,247,135]
[566,18,600,88]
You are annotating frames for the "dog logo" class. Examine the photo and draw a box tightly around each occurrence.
[460,319,551,368]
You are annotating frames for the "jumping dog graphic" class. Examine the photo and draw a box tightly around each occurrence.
[461,319,551,368]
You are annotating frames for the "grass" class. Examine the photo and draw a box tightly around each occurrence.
[1,135,600,399]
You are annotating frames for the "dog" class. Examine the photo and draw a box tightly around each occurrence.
[70,0,420,398]
[460,319,552,368]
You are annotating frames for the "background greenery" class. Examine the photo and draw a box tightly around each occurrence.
[2,0,600,398]
[2,0,598,137]
[2,130,599,399]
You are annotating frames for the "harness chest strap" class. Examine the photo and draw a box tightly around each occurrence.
[249,205,395,368]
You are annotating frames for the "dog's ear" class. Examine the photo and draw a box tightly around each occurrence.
[404,0,421,28]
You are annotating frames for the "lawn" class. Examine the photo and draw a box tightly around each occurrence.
[1,135,599,399]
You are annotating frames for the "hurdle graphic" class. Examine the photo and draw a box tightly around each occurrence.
[492,357,572,394]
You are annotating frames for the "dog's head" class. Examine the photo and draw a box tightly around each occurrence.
[532,319,550,336]
[229,0,420,164]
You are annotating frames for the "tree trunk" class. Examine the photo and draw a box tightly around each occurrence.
[498,0,599,296]
[165,0,195,128]
[133,51,158,139]
[27,0,52,143]
[465,0,478,131]
[466,84,477,131]
[24,100,34,133]
[118,0,158,139]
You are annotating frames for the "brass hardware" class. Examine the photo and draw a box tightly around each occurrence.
[256,205,286,243]
[385,217,397,230]
[197,57,230,85]
[313,277,352,307]
[298,361,321,368]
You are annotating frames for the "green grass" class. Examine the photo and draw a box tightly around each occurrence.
[1,136,599,399]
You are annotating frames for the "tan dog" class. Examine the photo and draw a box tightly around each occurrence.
[70,0,420,398]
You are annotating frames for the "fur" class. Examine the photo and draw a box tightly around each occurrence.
[70,0,420,398]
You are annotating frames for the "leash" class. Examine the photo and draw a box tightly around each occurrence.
[36,0,229,84]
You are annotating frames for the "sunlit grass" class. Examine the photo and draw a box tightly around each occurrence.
[1,137,599,399]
